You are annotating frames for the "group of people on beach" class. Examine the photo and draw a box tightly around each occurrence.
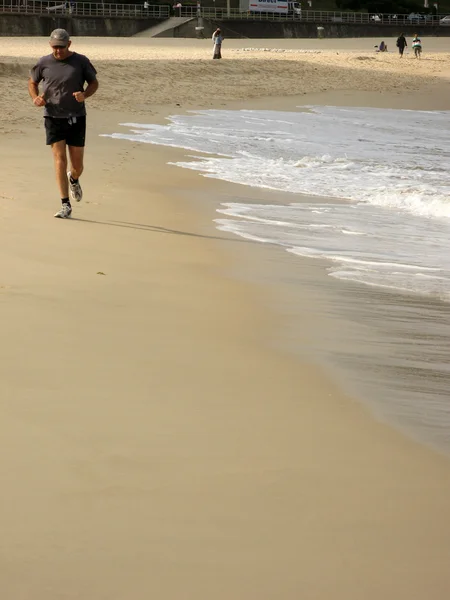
[396,33,422,57]
[211,28,422,61]
[376,34,422,58]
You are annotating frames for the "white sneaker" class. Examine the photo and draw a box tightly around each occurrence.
[67,171,83,202]
[54,204,72,219]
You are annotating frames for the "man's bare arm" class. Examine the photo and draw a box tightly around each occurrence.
[28,78,45,107]
[73,79,99,103]
[84,79,99,99]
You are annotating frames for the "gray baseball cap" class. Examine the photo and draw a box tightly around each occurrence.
[49,28,70,46]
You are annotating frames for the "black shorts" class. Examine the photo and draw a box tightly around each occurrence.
[44,116,86,147]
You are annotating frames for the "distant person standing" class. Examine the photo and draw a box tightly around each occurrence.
[212,28,223,59]
[28,29,98,219]
[396,33,407,57]
[412,34,422,58]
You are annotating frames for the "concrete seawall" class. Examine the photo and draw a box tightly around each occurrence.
[0,14,162,37]
[1,14,450,38]
[180,19,450,38]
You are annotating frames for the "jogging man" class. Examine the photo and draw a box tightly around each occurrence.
[28,29,99,218]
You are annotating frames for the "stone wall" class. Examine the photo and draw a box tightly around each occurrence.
[2,14,449,38]
[178,19,450,38]
[0,14,162,36]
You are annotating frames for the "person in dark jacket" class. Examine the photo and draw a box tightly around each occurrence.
[396,33,407,57]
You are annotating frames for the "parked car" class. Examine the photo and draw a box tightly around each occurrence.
[407,13,425,22]
[440,15,450,25]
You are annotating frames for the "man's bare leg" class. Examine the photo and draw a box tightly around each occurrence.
[67,145,84,202]
[51,140,69,198]
[51,141,72,218]
[68,145,84,180]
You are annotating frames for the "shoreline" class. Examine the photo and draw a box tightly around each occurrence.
[163,97,450,456]
[2,37,450,598]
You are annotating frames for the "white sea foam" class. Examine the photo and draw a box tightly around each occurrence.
[104,107,450,297]
[216,200,450,299]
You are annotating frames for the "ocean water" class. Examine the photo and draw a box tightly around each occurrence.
[106,106,450,299]
[105,107,450,455]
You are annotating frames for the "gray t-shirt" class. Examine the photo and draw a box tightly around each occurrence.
[30,52,97,118]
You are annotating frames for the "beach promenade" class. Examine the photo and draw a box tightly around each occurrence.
[1,36,450,599]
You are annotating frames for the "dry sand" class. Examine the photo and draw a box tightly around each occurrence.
[1,36,450,599]
[2,36,450,131]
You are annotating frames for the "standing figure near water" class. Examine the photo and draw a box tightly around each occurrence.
[396,33,407,57]
[212,28,224,59]
[412,34,422,58]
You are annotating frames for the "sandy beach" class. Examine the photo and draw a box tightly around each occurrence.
[1,36,450,599]
[2,35,450,132]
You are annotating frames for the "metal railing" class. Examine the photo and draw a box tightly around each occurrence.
[0,1,446,24]
[0,1,170,17]
[183,7,447,25]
